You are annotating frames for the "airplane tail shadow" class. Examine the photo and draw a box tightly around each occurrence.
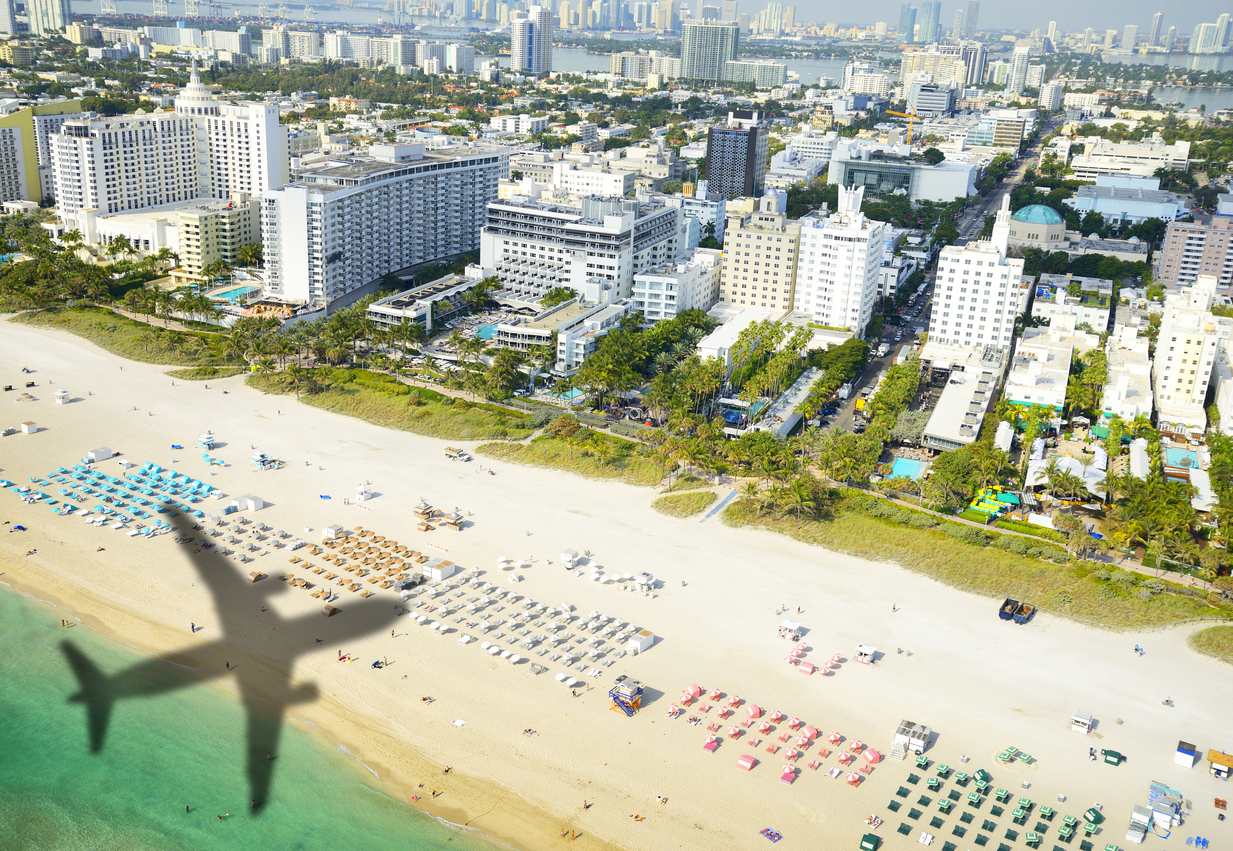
[62,641,114,753]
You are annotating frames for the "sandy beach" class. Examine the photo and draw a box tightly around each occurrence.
[3,318,1232,851]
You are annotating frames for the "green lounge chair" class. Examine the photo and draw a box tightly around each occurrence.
[995,789,1011,802]
[968,792,983,807]
[927,777,942,791]
[955,772,970,786]
[937,763,951,777]
[916,754,930,768]
[1026,832,1040,847]
[1039,807,1054,820]
[1019,798,1034,811]
[938,800,953,813]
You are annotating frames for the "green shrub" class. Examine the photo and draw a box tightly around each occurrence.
[943,524,990,547]
[1111,570,1138,585]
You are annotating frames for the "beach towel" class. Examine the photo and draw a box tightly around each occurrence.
[760,828,782,843]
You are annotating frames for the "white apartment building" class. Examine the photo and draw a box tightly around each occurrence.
[446,44,475,73]
[786,127,838,163]
[765,148,826,189]
[631,247,723,323]
[175,63,287,198]
[1031,273,1113,332]
[1069,136,1191,181]
[717,195,801,312]
[489,114,549,135]
[1152,275,1233,432]
[793,185,886,337]
[52,62,286,226]
[927,196,1025,350]
[324,32,372,60]
[1100,324,1153,425]
[547,161,634,196]
[261,143,506,311]
[477,195,684,302]
[51,113,201,218]
[1004,316,1101,412]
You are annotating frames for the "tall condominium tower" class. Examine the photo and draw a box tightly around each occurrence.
[918,0,941,43]
[963,0,978,35]
[680,19,739,80]
[898,2,916,39]
[1122,24,1137,49]
[1148,11,1163,46]
[705,110,768,200]
[511,5,552,74]
[28,0,71,35]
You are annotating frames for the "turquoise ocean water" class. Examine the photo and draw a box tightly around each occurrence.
[0,587,501,851]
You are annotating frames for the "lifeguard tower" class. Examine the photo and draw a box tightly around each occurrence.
[609,675,644,717]
[355,482,372,502]
[198,431,216,450]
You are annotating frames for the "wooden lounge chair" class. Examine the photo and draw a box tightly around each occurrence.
[360,590,373,598]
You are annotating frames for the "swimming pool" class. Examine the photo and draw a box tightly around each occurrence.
[476,323,497,340]
[211,284,260,302]
[1164,447,1200,468]
[890,458,928,480]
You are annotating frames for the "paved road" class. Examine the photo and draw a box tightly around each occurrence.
[953,119,1061,247]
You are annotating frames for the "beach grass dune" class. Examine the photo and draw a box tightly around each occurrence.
[251,371,538,441]
[722,497,1229,630]
[652,490,716,518]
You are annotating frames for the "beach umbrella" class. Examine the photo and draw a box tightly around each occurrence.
[705,735,717,744]
[784,656,796,665]
[796,642,808,652]
[846,773,861,785]
[746,704,762,719]
[708,688,722,700]
[727,726,740,738]
[850,740,864,752]
[782,765,795,775]
[831,654,842,663]
[717,707,730,719]
[838,752,852,765]
[679,693,693,705]
[787,717,801,729]
[758,721,771,734]
[769,710,783,722]
[790,649,802,658]
[828,731,842,744]
[668,704,679,714]
[803,726,819,740]
[728,695,741,707]
[786,748,799,760]
[795,737,810,748]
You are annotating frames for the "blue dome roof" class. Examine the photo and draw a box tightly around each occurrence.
[1010,204,1065,225]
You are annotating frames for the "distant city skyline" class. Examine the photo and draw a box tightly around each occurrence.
[793,1,1223,33]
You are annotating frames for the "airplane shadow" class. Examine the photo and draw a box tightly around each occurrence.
[62,508,406,813]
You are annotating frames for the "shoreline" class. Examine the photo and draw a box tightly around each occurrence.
[5,317,1233,851]
[0,551,610,851]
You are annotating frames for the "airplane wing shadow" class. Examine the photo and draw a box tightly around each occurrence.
[62,506,410,811]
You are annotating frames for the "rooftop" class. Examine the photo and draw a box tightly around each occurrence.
[1072,185,1181,204]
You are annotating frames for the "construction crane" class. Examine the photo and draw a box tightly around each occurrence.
[885,109,920,146]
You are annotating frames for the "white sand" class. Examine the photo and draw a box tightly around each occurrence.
[2,319,1232,851]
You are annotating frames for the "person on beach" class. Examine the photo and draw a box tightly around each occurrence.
[191,622,195,633]
[218,814,228,820]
